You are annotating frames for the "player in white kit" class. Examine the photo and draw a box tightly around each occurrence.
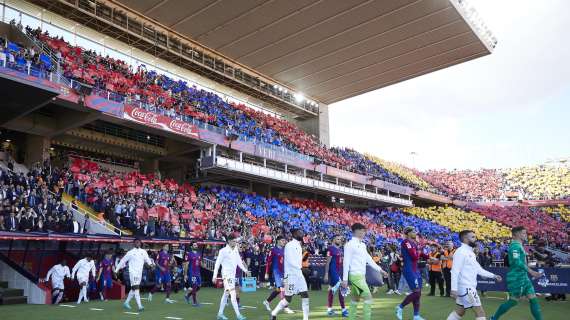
[212,233,249,320]
[270,228,310,320]
[71,254,96,304]
[44,259,71,304]
[116,238,154,311]
[447,230,502,320]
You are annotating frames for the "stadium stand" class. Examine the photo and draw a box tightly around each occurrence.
[365,153,434,191]
[543,205,570,222]
[470,205,568,246]
[418,169,503,201]
[405,206,511,242]
[0,166,78,233]
[503,165,570,200]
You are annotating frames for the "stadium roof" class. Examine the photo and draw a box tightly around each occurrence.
[114,0,496,104]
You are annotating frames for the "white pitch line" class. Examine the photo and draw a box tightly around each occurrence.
[165,317,183,320]
[241,306,257,309]
[200,302,213,305]
[59,304,76,308]
[89,308,104,311]
[124,311,140,315]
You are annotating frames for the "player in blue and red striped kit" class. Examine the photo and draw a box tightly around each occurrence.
[184,242,202,306]
[97,251,114,301]
[396,227,428,320]
[324,235,348,317]
[263,235,293,314]
[149,244,175,303]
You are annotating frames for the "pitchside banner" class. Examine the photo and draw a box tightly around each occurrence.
[477,267,570,294]
[123,105,199,140]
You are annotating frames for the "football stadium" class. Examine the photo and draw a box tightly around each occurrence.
[0,0,568,319]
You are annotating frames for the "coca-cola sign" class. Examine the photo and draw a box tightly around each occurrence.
[124,105,200,140]
[169,119,198,137]
[130,107,159,124]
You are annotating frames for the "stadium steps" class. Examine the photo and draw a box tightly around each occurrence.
[62,193,132,236]
[0,287,27,305]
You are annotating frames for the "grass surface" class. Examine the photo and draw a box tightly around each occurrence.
[1,287,567,319]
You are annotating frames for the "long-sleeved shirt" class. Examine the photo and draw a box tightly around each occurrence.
[342,237,381,281]
[71,258,96,279]
[116,247,153,274]
[45,264,70,286]
[451,243,495,291]
[213,245,248,278]
[284,239,303,275]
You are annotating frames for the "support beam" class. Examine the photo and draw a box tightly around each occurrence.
[49,111,101,137]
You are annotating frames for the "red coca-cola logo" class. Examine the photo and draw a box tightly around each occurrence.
[130,107,159,124]
[169,119,197,136]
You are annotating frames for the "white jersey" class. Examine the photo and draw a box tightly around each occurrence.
[71,258,96,280]
[451,243,495,292]
[343,237,381,281]
[213,245,247,279]
[284,239,303,276]
[116,247,153,274]
[283,238,308,295]
[45,264,70,289]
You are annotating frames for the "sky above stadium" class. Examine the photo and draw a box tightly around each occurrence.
[329,0,570,170]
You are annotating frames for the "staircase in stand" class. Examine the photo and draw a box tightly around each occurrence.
[0,281,27,305]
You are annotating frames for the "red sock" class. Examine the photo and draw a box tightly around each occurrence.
[339,291,346,309]
[327,289,334,308]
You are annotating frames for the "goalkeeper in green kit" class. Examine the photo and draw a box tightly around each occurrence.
[490,226,543,320]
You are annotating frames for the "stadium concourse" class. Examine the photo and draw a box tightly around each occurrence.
[0,1,568,320]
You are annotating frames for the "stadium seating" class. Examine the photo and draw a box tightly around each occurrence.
[367,208,457,243]
[0,32,53,79]
[418,169,503,200]
[543,205,570,222]
[470,205,568,245]
[365,153,434,191]
[331,148,405,184]
[503,165,570,200]
[405,206,512,241]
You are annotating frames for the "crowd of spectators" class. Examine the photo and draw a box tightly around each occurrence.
[543,205,570,223]
[418,169,503,201]
[0,165,86,234]
[331,147,405,185]
[405,206,512,242]
[11,25,570,203]
[24,27,355,171]
[365,153,433,191]
[503,165,570,200]
[470,205,568,246]
[0,32,53,79]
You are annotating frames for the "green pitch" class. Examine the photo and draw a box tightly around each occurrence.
[1,288,567,320]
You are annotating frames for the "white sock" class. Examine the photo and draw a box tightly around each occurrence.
[327,307,332,312]
[229,290,241,317]
[83,286,88,301]
[77,287,84,303]
[134,289,142,309]
[302,298,310,320]
[447,311,462,320]
[125,290,134,304]
[271,299,289,316]
[218,291,228,316]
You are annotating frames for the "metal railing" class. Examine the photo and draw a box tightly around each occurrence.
[56,191,125,236]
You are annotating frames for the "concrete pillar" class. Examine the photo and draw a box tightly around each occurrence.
[289,103,330,147]
[24,134,50,167]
